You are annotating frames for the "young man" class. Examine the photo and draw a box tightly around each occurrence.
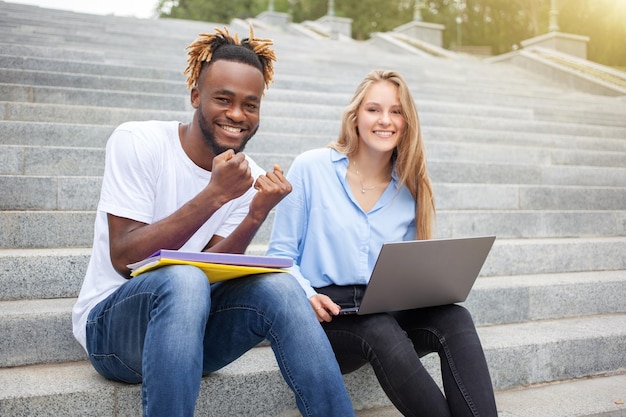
[71,27,356,417]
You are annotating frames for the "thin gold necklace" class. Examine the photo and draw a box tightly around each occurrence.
[352,160,379,193]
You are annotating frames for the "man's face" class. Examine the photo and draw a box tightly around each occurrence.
[193,60,264,155]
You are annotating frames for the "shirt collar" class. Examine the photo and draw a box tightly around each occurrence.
[329,148,399,182]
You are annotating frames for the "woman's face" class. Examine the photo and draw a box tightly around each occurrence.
[356,80,404,155]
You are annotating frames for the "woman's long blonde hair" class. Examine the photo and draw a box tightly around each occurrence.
[329,69,436,240]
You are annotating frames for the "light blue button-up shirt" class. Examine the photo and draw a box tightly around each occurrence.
[266,148,416,298]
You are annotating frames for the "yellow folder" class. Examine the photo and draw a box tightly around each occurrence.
[130,258,288,283]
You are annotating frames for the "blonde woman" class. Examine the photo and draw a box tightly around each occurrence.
[268,70,498,417]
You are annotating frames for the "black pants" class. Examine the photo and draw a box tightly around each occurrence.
[316,285,498,417]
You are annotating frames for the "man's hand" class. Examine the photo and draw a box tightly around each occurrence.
[203,164,290,255]
[208,150,254,203]
[249,164,292,222]
[310,293,340,322]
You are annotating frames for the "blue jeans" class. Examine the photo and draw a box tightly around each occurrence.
[86,266,356,417]
[318,285,498,417]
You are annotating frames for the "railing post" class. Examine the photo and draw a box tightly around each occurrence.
[413,0,424,21]
[549,0,560,32]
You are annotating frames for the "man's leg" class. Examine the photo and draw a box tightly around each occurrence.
[86,265,211,417]
[204,273,356,417]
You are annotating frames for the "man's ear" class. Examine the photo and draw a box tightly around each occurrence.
[190,86,200,109]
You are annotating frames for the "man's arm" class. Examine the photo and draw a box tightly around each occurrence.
[205,164,292,254]
[108,150,255,277]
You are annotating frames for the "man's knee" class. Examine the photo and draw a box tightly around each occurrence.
[245,273,313,320]
[265,273,309,304]
[148,265,211,309]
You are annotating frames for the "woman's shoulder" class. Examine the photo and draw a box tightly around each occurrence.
[294,147,344,165]
[290,148,335,173]
[297,147,330,159]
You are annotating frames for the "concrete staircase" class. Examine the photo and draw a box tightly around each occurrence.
[1,1,625,416]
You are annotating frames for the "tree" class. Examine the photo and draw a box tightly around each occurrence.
[336,0,412,40]
[156,0,625,68]
[288,0,328,23]
[431,0,549,54]
[559,0,626,67]
[158,0,266,22]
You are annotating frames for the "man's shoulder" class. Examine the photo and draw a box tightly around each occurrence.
[114,120,179,136]
[107,121,180,152]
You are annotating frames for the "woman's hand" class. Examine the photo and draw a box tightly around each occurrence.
[310,294,340,322]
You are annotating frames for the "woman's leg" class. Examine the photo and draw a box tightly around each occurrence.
[323,313,453,417]
[394,304,498,417]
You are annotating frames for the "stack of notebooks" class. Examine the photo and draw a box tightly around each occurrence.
[127,250,293,283]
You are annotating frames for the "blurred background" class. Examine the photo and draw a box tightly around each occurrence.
[7,0,626,70]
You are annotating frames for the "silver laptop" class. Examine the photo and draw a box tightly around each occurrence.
[340,235,496,315]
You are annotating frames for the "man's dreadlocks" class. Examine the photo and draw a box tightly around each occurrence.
[183,26,277,90]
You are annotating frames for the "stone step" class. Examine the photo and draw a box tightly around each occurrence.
[3,100,626,142]
[366,373,626,417]
[0,211,96,249]
[1,120,624,157]
[2,49,610,109]
[2,80,557,124]
[495,372,626,417]
[2,35,622,107]
[0,26,610,98]
[3,72,623,129]
[8,65,611,130]
[0,352,389,417]
[436,210,626,239]
[0,68,187,95]
[2,208,626,250]
[0,82,190,111]
[2,270,625,367]
[4,141,625,178]
[1,314,625,415]
[483,313,626,389]
[433,183,626,211]
[0,39,623,103]
[0,12,191,44]
[1,238,625,301]
[0,50,179,81]
[3,173,625,211]
[464,270,626,325]
[0,100,189,125]
[0,43,105,64]
[1,362,624,417]
[480,237,626,277]
[0,120,113,147]
[0,43,624,112]
[0,247,91,300]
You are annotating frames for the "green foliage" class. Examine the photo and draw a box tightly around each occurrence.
[288,0,327,23]
[158,0,266,23]
[559,0,626,67]
[336,0,413,40]
[157,0,626,67]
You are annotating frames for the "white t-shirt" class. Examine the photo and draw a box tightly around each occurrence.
[71,120,264,351]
